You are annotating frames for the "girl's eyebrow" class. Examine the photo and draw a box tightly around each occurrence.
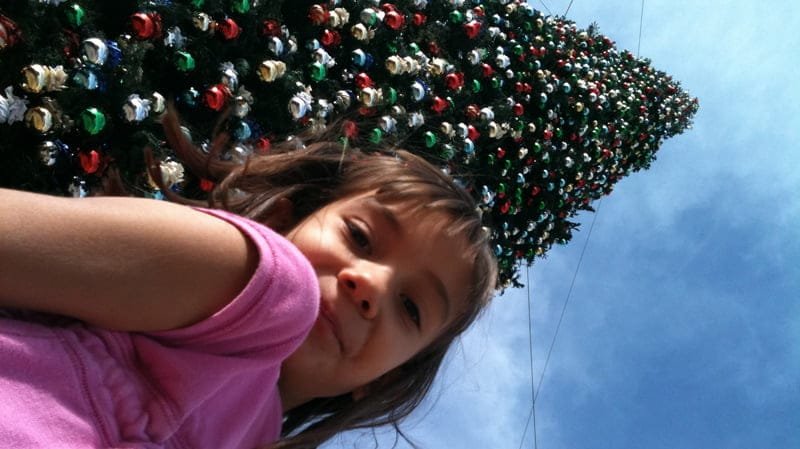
[362,197,401,234]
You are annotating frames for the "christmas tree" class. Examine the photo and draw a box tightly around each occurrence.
[0,0,698,286]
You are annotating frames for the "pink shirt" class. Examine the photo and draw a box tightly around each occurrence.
[0,208,320,448]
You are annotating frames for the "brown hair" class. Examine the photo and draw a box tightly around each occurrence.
[155,108,498,449]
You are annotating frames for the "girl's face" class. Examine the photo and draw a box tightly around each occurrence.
[279,191,472,409]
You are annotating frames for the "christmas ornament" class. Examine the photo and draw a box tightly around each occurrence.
[21,65,68,93]
[0,0,698,287]
[0,86,28,124]
[0,15,22,50]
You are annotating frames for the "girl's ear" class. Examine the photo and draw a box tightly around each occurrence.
[270,197,296,232]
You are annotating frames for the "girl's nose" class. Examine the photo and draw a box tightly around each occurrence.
[337,264,390,320]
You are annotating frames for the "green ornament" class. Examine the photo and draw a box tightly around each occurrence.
[81,108,106,135]
[525,248,536,259]
[385,87,397,105]
[66,4,85,27]
[471,80,482,93]
[449,11,464,24]
[533,142,542,153]
[309,62,327,82]
[191,0,205,7]
[424,131,437,148]
[441,144,455,160]
[497,183,507,194]
[362,9,378,26]
[175,52,195,71]
[513,44,524,56]
[514,188,523,205]
[487,154,496,165]
[369,128,383,144]
[231,0,250,13]
[409,43,420,54]
[491,77,503,89]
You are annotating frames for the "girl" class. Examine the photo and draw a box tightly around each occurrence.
[0,111,498,448]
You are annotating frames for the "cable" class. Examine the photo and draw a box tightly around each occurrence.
[564,0,575,16]
[538,0,553,16]
[535,199,602,401]
[517,406,535,449]
[518,203,603,447]
[637,0,645,57]
[517,267,539,449]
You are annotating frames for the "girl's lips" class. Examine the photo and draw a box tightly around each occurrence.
[319,302,344,354]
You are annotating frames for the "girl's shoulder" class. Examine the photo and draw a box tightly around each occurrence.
[146,207,320,356]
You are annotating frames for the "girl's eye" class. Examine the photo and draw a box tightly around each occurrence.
[346,221,371,253]
[402,295,421,328]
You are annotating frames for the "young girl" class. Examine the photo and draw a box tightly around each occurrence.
[0,111,498,448]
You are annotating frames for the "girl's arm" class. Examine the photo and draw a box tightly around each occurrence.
[0,188,258,331]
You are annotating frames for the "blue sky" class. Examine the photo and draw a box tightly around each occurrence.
[327,1,800,448]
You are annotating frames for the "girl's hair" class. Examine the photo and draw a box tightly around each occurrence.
[155,109,498,449]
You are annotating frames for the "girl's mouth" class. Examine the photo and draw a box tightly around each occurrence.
[319,302,344,355]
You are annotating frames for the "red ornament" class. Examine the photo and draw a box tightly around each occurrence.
[79,150,102,174]
[342,120,358,138]
[354,72,374,89]
[431,97,449,114]
[262,19,282,37]
[496,147,506,158]
[530,186,542,197]
[204,84,231,111]
[308,5,329,26]
[465,104,480,120]
[445,72,464,90]
[512,103,524,116]
[428,41,440,55]
[131,12,163,40]
[472,6,485,17]
[463,21,481,39]
[62,29,81,60]
[500,201,511,214]
[412,13,427,26]
[380,3,399,13]
[466,125,480,141]
[199,179,215,192]
[0,15,22,50]
[384,11,405,30]
[255,137,271,155]
[481,63,494,78]
[357,106,377,116]
[217,18,241,40]
[320,29,341,47]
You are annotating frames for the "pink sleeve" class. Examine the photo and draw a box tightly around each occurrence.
[146,208,319,357]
